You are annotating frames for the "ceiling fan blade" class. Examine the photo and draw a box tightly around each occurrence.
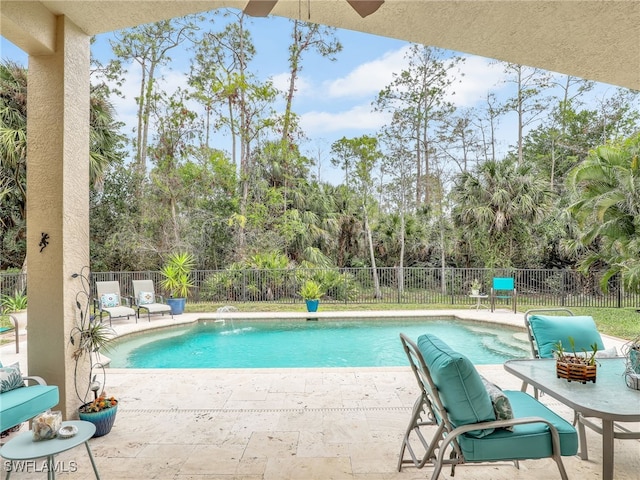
[346,0,384,18]
[243,0,279,17]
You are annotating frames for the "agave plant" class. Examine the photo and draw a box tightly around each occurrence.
[160,252,195,298]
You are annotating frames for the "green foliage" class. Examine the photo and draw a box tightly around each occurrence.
[0,291,27,312]
[299,280,323,300]
[160,252,195,298]
[566,133,640,292]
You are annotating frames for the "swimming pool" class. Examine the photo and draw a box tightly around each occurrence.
[107,317,530,368]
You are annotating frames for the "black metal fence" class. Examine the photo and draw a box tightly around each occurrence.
[1,267,638,309]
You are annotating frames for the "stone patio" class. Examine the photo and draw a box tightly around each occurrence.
[1,310,638,479]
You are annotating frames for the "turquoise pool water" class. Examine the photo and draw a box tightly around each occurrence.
[107,317,530,368]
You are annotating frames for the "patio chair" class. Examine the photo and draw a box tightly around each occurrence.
[132,279,173,322]
[523,308,637,461]
[95,281,136,326]
[490,277,517,313]
[397,333,577,479]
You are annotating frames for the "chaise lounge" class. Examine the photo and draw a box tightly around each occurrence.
[398,333,578,479]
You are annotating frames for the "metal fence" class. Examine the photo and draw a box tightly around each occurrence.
[2,267,638,309]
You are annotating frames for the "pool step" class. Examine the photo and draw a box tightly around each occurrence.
[467,325,531,359]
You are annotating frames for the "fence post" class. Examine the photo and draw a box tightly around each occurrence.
[617,273,622,308]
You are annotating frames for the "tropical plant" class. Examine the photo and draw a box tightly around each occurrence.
[451,158,554,267]
[69,268,117,410]
[566,133,640,292]
[0,291,27,311]
[160,251,195,298]
[552,337,598,366]
[299,279,323,301]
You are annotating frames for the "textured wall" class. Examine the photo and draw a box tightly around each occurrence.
[26,15,90,418]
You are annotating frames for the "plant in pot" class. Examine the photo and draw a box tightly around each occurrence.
[469,279,482,295]
[300,280,323,312]
[70,268,118,437]
[552,337,598,384]
[160,251,195,315]
[1,291,28,335]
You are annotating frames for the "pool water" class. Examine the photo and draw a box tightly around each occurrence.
[107,318,530,368]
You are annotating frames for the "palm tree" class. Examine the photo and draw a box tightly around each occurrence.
[0,60,123,270]
[451,158,554,267]
[566,134,640,291]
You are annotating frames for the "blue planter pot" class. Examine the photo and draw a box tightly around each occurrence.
[78,404,117,437]
[166,297,186,315]
[305,299,319,312]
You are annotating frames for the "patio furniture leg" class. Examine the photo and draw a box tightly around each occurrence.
[577,413,589,460]
[602,419,614,480]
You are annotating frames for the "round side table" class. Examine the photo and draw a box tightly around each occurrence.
[0,420,100,480]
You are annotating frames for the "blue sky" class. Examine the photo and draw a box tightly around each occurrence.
[0,9,628,184]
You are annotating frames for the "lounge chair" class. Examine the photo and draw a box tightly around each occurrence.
[95,281,136,326]
[490,277,517,313]
[132,279,173,321]
[523,308,637,461]
[398,332,577,479]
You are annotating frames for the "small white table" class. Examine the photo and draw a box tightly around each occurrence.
[0,420,100,480]
[469,294,489,309]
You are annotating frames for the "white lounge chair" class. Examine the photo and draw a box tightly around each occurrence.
[95,281,136,326]
[132,279,173,321]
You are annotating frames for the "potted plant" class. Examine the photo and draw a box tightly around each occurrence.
[1,291,28,336]
[553,337,598,384]
[469,279,482,295]
[70,268,118,437]
[300,280,323,312]
[160,252,195,315]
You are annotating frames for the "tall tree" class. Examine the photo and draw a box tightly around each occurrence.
[281,19,341,145]
[499,63,551,165]
[375,45,461,207]
[148,90,198,249]
[331,135,382,297]
[111,16,197,176]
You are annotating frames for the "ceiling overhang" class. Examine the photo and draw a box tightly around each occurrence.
[2,1,639,90]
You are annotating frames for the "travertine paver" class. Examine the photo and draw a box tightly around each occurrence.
[2,310,638,479]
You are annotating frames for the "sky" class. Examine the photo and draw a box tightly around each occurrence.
[0,8,627,184]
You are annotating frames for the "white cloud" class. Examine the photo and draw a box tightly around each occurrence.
[325,46,411,98]
[446,56,507,107]
[270,71,312,97]
[300,104,390,134]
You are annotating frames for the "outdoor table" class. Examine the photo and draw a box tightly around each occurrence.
[468,294,489,309]
[504,357,640,480]
[0,420,100,480]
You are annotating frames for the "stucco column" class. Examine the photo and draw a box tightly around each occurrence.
[26,15,90,419]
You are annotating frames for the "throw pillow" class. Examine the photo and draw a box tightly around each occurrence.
[417,334,495,438]
[0,363,24,393]
[480,376,514,430]
[138,291,155,305]
[101,293,120,308]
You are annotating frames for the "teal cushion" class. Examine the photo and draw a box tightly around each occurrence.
[0,384,59,432]
[458,390,578,461]
[528,315,605,358]
[417,334,495,438]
